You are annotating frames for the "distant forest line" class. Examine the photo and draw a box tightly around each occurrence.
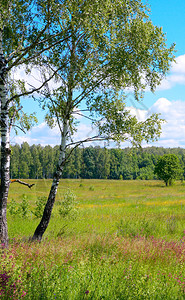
[9,142,185,180]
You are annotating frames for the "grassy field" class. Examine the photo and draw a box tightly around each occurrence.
[2,179,185,299]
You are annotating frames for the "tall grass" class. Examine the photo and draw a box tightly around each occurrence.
[1,235,185,299]
[2,179,185,298]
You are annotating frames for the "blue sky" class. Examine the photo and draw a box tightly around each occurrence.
[12,0,185,148]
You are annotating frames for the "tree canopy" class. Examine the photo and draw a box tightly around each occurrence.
[154,154,183,186]
[10,143,185,181]
[42,0,175,145]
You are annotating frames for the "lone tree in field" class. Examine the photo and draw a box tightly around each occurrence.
[154,154,183,186]
[32,0,175,241]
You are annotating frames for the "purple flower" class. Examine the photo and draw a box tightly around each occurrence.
[85,290,89,295]
[21,291,27,297]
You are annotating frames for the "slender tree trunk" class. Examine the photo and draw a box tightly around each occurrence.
[32,120,69,241]
[0,46,10,247]
[32,28,75,242]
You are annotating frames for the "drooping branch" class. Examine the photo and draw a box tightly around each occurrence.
[8,63,67,103]
[9,105,23,133]
[10,179,35,189]
[72,111,97,122]
[66,135,107,149]
[57,135,107,170]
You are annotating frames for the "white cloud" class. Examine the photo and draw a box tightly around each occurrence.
[11,120,97,147]
[122,98,185,148]
[154,54,185,91]
[169,74,185,84]
[150,97,172,113]
[171,55,185,74]
[73,123,96,141]
[148,98,185,147]
[11,65,60,94]
[11,122,61,147]
[10,97,185,149]
[155,78,172,91]
[126,106,148,121]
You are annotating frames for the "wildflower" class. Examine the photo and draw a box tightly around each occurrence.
[85,290,89,295]
[21,291,27,297]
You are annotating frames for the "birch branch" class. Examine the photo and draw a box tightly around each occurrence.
[6,23,50,70]
[8,64,66,103]
[10,179,35,189]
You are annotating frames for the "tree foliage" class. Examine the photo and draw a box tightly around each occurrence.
[42,0,175,145]
[154,154,183,186]
[10,144,185,181]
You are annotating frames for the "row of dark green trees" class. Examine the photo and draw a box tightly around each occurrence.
[9,142,185,180]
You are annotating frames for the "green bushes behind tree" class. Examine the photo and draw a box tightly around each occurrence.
[9,142,185,180]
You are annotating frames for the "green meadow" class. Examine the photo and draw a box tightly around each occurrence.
[2,179,185,299]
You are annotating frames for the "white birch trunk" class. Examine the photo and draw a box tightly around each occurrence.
[0,39,10,246]
[32,28,75,241]
[32,119,69,241]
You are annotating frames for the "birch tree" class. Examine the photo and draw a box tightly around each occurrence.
[0,0,71,246]
[32,0,175,241]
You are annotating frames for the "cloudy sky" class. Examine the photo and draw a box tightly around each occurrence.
[11,0,185,148]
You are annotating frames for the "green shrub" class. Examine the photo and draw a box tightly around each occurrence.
[18,194,29,218]
[8,199,18,216]
[58,189,78,219]
[32,196,47,218]
[8,195,30,218]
